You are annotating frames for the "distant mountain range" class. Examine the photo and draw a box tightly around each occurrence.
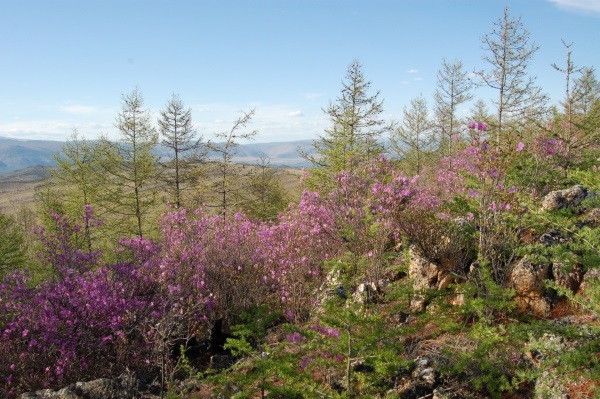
[0,136,315,174]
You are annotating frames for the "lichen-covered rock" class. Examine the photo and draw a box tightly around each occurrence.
[509,259,550,317]
[577,268,600,297]
[552,262,585,293]
[408,247,452,312]
[352,281,379,304]
[527,333,570,399]
[20,373,141,399]
[395,356,440,398]
[541,185,590,211]
[583,207,600,228]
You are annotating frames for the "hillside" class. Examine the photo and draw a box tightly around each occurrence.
[0,136,315,174]
[0,166,52,212]
[0,137,64,173]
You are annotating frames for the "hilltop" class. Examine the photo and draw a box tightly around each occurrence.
[0,136,315,174]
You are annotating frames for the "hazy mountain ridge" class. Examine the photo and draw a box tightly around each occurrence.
[0,137,64,173]
[0,136,315,174]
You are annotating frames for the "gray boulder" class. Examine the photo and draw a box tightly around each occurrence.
[20,374,140,399]
[541,185,591,211]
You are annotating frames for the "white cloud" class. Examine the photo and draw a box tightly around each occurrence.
[400,80,411,85]
[188,103,325,142]
[0,119,110,141]
[414,77,424,81]
[60,104,99,115]
[547,0,600,14]
[303,92,323,101]
[406,69,419,74]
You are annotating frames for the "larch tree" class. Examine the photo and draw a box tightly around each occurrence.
[204,109,257,218]
[241,155,289,221]
[302,59,390,190]
[469,100,493,127]
[98,88,159,238]
[572,67,600,116]
[49,130,103,251]
[391,95,434,176]
[0,211,26,279]
[158,94,205,208]
[550,43,600,174]
[433,58,473,158]
[475,6,548,144]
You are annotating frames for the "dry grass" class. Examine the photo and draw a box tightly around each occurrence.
[0,164,304,217]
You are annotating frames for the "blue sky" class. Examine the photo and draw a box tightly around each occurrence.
[1,0,599,143]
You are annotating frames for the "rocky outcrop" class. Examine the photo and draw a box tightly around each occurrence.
[508,258,550,317]
[20,373,142,399]
[527,333,571,399]
[582,207,600,228]
[578,268,600,297]
[352,281,379,304]
[393,356,441,398]
[541,185,591,211]
[552,263,585,293]
[408,248,453,312]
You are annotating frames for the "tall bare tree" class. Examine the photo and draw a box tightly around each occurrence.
[205,109,257,218]
[550,42,600,174]
[475,7,547,144]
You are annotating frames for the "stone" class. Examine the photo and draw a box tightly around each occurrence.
[541,185,590,211]
[20,373,140,399]
[408,247,450,312]
[509,259,551,317]
[395,356,439,398]
[539,229,565,246]
[577,268,600,296]
[352,281,379,304]
[583,207,600,228]
[552,263,584,293]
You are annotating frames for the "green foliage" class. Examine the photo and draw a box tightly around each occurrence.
[96,88,159,238]
[204,109,258,217]
[302,59,390,190]
[217,306,287,398]
[242,157,289,221]
[461,262,515,325]
[158,94,206,209]
[43,131,108,252]
[0,211,26,279]
[439,323,533,398]
[390,94,434,175]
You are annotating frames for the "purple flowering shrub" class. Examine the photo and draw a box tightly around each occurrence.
[4,137,563,396]
[0,212,161,397]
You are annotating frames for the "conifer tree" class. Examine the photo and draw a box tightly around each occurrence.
[433,59,473,157]
[302,60,390,189]
[242,156,288,221]
[158,94,205,208]
[391,95,434,175]
[49,130,103,250]
[0,211,25,279]
[572,67,600,116]
[97,88,159,238]
[205,109,257,217]
[550,44,600,174]
[475,7,548,144]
